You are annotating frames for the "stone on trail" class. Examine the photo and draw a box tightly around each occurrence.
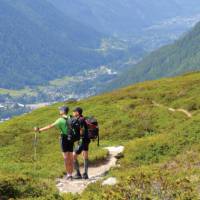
[102,177,117,186]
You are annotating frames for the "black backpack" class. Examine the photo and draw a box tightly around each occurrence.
[64,116,80,142]
[85,117,99,146]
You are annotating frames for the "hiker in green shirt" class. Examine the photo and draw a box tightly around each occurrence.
[34,106,74,180]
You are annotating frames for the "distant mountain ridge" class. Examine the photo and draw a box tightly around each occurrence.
[48,0,200,37]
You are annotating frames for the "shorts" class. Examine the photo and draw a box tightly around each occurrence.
[60,135,74,152]
[75,139,90,155]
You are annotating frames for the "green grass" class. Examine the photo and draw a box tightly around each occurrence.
[0,72,200,199]
[0,88,36,97]
[49,76,74,87]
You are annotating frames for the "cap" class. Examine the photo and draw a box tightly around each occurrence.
[59,106,69,114]
[73,107,83,115]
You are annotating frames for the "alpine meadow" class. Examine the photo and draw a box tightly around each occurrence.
[0,72,200,199]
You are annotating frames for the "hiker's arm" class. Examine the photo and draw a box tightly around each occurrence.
[34,124,55,133]
[39,124,55,132]
[35,118,61,133]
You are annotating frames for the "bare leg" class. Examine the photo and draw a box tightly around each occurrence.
[73,152,81,175]
[68,152,73,175]
[73,152,78,161]
[82,151,89,175]
[63,152,73,175]
[63,152,68,173]
[82,151,88,159]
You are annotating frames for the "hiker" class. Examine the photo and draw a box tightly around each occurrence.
[34,106,74,180]
[73,107,90,179]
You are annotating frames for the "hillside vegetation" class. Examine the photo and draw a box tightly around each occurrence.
[0,72,200,199]
[2,0,200,91]
[110,21,200,89]
[0,0,104,89]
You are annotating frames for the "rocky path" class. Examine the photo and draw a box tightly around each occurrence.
[56,146,124,194]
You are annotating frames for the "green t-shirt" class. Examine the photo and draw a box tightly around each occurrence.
[53,117,68,135]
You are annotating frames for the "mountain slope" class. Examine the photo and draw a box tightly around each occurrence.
[0,0,105,89]
[0,72,200,199]
[48,0,200,36]
[110,21,200,89]
[2,0,200,91]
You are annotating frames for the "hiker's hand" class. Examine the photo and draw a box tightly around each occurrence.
[34,127,40,132]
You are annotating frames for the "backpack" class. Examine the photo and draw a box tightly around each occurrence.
[85,117,99,146]
[64,116,80,142]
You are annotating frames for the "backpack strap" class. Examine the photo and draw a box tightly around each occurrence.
[78,116,86,132]
[63,116,72,134]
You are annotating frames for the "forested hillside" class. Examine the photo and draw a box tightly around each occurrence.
[1,0,200,90]
[109,21,200,89]
[0,0,104,89]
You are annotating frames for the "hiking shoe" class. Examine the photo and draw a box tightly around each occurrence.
[73,173,82,179]
[82,173,89,180]
[65,175,73,181]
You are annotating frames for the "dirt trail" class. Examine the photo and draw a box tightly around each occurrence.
[152,101,192,118]
[56,146,124,194]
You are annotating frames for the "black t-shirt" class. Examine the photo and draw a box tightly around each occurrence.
[78,116,89,139]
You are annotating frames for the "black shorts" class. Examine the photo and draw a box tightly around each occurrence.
[75,139,90,155]
[60,135,74,153]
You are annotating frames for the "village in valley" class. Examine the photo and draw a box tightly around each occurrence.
[0,66,117,122]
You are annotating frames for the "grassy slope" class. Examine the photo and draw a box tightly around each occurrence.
[0,72,200,199]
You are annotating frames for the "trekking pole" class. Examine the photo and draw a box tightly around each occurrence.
[34,131,37,161]
[33,128,39,172]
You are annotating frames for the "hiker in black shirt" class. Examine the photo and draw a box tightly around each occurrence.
[73,107,90,179]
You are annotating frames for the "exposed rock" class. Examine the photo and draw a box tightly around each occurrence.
[102,177,118,186]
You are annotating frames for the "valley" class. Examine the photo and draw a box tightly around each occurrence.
[0,66,118,122]
[1,0,200,123]
[2,12,200,122]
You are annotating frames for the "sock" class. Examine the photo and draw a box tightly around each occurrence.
[74,159,80,174]
[84,159,89,174]
[67,173,72,177]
